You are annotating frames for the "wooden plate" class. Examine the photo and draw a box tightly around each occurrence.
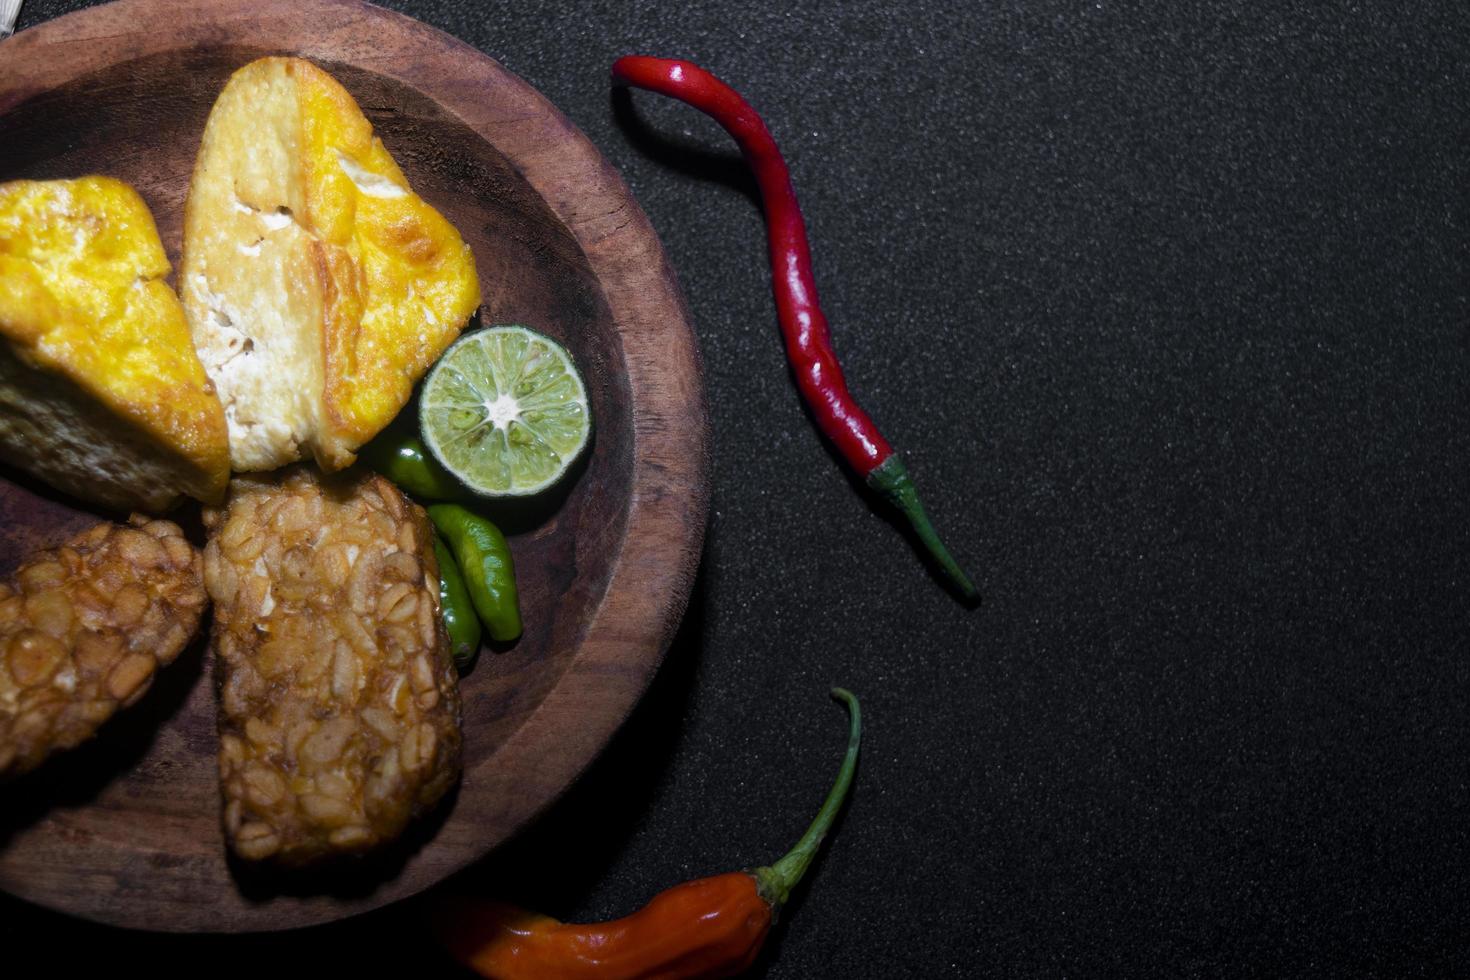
[0,0,708,931]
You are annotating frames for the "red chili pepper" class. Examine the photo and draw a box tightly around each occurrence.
[611,56,978,603]
[434,689,862,979]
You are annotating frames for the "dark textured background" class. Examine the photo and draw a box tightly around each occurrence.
[4,1,1469,976]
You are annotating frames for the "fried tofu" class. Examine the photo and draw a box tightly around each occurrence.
[182,56,482,473]
[204,467,462,865]
[0,177,230,512]
[0,516,207,779]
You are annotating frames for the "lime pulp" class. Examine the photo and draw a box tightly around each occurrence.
[419,325,591,497]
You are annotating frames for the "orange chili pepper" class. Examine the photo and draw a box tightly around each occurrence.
[435,689,862,979]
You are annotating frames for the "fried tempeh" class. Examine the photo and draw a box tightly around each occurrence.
[204,466,462,865]
[0,516,207,779]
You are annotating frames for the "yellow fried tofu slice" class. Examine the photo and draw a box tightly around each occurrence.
[181,56,482,473]
[0,177,230,512]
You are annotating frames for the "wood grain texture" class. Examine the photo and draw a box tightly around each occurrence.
[0,0,709,931]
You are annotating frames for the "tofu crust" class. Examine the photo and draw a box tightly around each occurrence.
[0,177,230,511]
[182,57,482,473]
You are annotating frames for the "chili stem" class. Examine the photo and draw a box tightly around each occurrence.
[867,457,979,603]
[757,688,862,907]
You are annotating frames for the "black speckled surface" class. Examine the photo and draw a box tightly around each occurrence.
[4,1,1470,976]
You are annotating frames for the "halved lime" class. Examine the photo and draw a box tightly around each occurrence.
[419,325,591,497]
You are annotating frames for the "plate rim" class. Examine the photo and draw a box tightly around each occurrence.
[0,0,710,931]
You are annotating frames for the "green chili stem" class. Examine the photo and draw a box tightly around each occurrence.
[755,688,862,907]
[867,456,979,604]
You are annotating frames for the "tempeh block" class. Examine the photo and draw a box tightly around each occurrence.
[0,516,207,779]
[204,466,462,864]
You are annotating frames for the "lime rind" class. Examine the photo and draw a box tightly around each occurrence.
[420,325,591,497]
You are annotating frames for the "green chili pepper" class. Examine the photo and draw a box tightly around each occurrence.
[434,535,483,670]
[359,419,464,500]
[427,504,522,643]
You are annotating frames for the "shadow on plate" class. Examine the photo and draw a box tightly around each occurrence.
[433,543,710,912]
[0,627,208,849]
[227,780,460,904]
